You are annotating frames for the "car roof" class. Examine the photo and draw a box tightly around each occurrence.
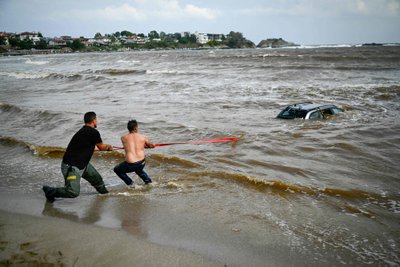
[287,103,337,111]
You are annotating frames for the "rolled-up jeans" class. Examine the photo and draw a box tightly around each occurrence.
[113,159,152,185]
[53,162,108,198]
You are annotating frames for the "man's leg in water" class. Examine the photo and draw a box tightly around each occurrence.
[113,161,134,185]
[82,163,109,194]
[135,161,152,184]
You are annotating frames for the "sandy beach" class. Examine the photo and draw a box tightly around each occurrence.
[0,184,297,267]
[0,194,221,267]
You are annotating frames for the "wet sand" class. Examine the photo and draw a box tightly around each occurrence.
[0,185,300,267]
[0,192,221,266]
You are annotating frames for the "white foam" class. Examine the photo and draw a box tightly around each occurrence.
[25,58,49,65]
[146,69,181,75]
[116,59,140,64]
[0,71,50,79]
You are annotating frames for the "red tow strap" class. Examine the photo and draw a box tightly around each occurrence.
[112,137,239,150]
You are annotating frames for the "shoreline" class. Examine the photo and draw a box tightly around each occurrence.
[0,209,220,266]
[0,45,230,57]
[0,186,300,267]
[0,191,221,266]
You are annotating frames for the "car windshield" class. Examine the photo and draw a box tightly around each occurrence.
[278,107,307,119]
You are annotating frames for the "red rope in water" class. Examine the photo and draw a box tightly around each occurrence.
[112,137,239,150]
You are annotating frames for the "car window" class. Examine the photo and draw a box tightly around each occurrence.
[321,108,334,117]
[331,108,342,114]
[308,110,323,119]
[279,108,304,119]
[281,109,292,117]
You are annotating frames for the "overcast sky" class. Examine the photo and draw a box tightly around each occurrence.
[1,0,399,45]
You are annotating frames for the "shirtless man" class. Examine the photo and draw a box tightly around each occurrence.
[113,119,155,186]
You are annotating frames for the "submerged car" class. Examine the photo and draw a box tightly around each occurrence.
[277,102,344,120]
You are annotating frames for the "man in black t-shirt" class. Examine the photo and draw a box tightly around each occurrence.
[42,112,113,202]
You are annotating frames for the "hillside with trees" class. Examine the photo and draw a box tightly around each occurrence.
[1,29,256,54]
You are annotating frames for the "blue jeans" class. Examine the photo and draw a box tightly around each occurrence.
[113,159,152,185]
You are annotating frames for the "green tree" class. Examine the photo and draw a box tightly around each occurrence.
[178,36,189,44]
[69,39,85,51]
[8,37,19,47]
[126,42,139,49]
[35,39,48,49]
[207,40,222,47]
[121,30,134,37]
[189,34,197,44]
[178,34,196,44]
[174,33,181,40]
[148,30,159,39]
[159,31,166,39]
[94,32,102,38]
[19,39,34,49]
[224,31,255,48]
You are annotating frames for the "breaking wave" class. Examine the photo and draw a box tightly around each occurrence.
[0,68,194,81]
[0,136,65,158]
[7,133,393,205]
[177,169,400,214]
[0,103,67,124]
[1,136,399,214]
[0,71,83,80]
[0,71,50,80]
[93,68,147,75]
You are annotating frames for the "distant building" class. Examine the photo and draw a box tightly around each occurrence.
[1,29,229,50]
[93,37,111,46]
[180,32,191,38]
[193,32,225,44]
[49,39,67,47]
[60,36,73,41]
[0,32,11,45]
[77,37,92,47]
[207,34,224,42]
[124,35,147,44]
[19,32,41,43]
[194,32,208,44]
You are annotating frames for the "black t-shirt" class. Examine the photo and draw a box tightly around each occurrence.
[63,125,103,169]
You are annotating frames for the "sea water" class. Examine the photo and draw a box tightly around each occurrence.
[1,46,400,265]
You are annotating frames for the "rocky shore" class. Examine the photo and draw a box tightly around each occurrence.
[257,38,299,48]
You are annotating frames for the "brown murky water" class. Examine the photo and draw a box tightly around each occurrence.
[1,46,400,265]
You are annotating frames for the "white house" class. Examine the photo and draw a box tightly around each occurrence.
[94,37,111,46]
[19,32,41,43]
[125,35,147,44]
[194,32,209,44]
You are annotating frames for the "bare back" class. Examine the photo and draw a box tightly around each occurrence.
[121,132,148,163]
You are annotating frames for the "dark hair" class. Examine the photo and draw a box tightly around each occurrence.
[127,120,138,132]
[84,112,97,123]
